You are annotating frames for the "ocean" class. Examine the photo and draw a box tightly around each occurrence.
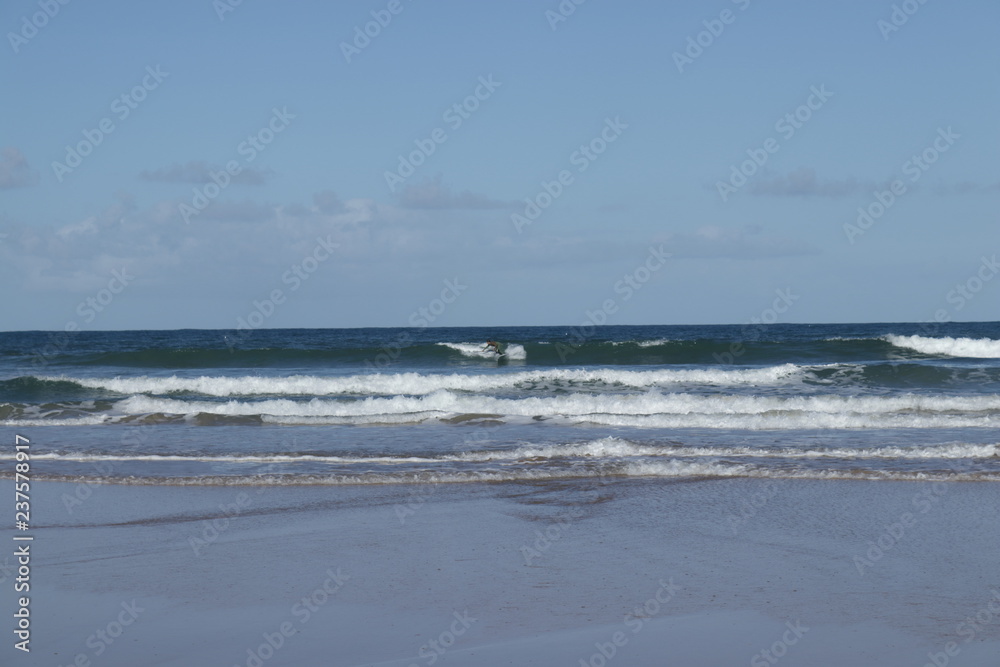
[2,322,998,488]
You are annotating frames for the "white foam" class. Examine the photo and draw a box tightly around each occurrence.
[610,339,673,347]
[579,412,996,430]
[623,459,753,478]
[437,342,528,360]
[109,391,1000,429]
[453,438,1000,462]
[0,452,442,464]
[620,461,995,483]
[28,466,1000,487]
[3,438,993,464]
[886,334,1000,358]
[43,364,803,398]
[261,412,442,426]
[0,415,110,427]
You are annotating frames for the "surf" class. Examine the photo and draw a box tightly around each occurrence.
[19,391,985,430]
[21,364,803,398]
[885,334,1000,358]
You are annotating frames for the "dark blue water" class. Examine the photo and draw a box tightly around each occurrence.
[1,324,999,486]
[6,322,1000,372]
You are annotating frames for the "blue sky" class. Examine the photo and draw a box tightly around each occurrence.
[2,0,998,330]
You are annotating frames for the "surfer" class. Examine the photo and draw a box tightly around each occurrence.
[484,340,504,356]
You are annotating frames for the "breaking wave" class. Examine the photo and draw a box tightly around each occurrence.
[24,364,802,397]
[885,335,1000,358]
[436,342,528,360]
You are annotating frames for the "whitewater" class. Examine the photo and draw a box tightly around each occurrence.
[2,323,999,486]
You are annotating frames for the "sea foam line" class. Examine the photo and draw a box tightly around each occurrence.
[1,416,110,427]
[3,438,993,463]
[19,466,1000,487]
[110,391,1000,419]
[885,334,1000,358]
[37,364,803,397]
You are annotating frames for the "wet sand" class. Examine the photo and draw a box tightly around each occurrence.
[2,477,999,666]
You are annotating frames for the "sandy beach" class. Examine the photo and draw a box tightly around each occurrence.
[3,477,998,666]
[5,0,1000,662]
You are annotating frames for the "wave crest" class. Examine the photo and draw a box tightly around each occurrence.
[436,342,528,360]
[31,364,803,397]
[886,334,1000,358]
